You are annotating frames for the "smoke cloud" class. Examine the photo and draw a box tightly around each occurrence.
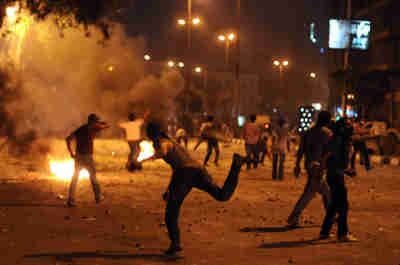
[0,17,184,153]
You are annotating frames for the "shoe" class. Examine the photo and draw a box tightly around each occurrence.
[232,153,246,166]
[319,232,335,240]
[95,195,105,204]
[164,245,182,255]
[338,234,358,242]
[286,221,300,229]
[66,201,76,208]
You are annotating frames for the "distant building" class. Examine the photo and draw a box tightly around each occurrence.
[328,0,400,127]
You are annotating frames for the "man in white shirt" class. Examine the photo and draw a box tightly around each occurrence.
[119,112,148,172]
[271,118,290,180]
[243,114,261,169]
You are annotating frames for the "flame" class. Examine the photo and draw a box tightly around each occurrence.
[6,5,19,24]
[137,140,155,162]
[49,159,89,181]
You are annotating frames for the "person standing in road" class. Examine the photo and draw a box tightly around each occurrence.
[119,111,149,172]
[243,114,261,169]
[271,118,290,180]
[286,111,332,227]
[319,118,358,242]
[350,119,371,174]
[66,113,109,207]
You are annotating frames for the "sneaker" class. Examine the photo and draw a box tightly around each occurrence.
[233,153,246,166]
[164,245,182,255]
[338,234,358,242]
[286,221,300,229]
[319,232,335,240]
[95,195,105,204]
[66,201,76,208]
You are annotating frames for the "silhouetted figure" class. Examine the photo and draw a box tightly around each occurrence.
[320,118,358,242]
[143,118,246,255]
[287,111,332,227]
[66,114,109,207]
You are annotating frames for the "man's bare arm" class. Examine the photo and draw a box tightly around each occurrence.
[66,134,75,158]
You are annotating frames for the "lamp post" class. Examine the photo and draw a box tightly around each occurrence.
[218,33,235,71]
[273,60,289,105]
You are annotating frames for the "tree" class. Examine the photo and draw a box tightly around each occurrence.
[0,0,130,38]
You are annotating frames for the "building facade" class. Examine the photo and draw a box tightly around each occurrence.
[328,0,400,127]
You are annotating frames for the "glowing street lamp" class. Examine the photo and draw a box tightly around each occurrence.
[144,54,151,61]
[347,93,355,100]
[192,17,201,25]
[273,60,280,66]
[310,72,317,79]
[178,62,185,68]
[168,61,175,67]
[107,65,114,72]
[218,32,236,68]
[194,66,202,73]
[273,59,290,99]
[282,60,289,66]
[177,17,201,26]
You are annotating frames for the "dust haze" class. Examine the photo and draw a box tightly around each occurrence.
[0,17,184,155]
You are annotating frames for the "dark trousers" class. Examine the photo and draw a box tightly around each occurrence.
[320,170,349,237]
[165,160,242,247]
[258,140,269,165]
[127,140,142,171]
[204,138,219,165]
[68,155,101,203]
[272,152,286,180]
[351,141,370,170]
[177,136,188,149]
[245,143,259,169]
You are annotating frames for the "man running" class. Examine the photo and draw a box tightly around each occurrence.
[66,113,109,207]
[287,111,332,227]
[143,118,246,255]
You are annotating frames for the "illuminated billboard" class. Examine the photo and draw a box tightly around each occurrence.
[329,19,371,50]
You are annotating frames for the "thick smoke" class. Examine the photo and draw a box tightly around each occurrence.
[0,17,184,156]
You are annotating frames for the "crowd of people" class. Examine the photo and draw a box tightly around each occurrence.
[63,110,371,255]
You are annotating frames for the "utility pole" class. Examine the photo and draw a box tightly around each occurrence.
[234,0,241,118]
[342,0,351,117]
[185,0,192,113]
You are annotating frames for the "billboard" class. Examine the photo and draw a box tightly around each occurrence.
[329,19,371,50]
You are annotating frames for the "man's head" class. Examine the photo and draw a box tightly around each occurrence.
[88,113,101,124]
[249,114,257,123]
[206,115,214,122]
[129,112,136,121]
[316,111,332,127]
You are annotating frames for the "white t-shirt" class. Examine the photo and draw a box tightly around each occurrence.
[119,119,144,141]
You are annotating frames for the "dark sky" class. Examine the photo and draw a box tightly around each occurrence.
[122,0,330,104]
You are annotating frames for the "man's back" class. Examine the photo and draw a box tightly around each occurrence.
[304,125,333,164]
[120,119,144,141]
[243,122,261,145]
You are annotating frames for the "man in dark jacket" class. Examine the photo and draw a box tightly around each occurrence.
[66,113,109,207]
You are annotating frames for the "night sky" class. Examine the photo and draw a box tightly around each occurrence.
[122,0,329,102]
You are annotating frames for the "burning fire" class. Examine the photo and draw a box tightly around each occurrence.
[137,140,155,162]
[49,158,89,181]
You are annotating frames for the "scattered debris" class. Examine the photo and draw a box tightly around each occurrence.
[81,216,96,221]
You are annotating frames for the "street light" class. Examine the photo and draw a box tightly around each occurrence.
[347,93,355,100]
[218,32,236,69]
[273,59,290,103]
[144,54,151,61]
[178,62,185,68]
[310,72,316,79]
[168,61,175,67]
[177,17,201,26]
[194,66,202,73]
